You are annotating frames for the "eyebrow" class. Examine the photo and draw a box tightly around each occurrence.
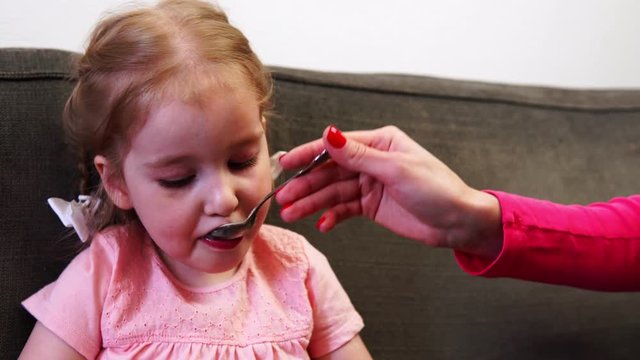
[229,128,264,150]
[143,128,265,169]
[143,155,196,169]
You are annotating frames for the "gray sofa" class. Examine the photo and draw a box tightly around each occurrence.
[2,47,640,359]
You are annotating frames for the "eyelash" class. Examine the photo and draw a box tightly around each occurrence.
[158,175,195,189]
[229,156,258,170]
[157,157,258,189]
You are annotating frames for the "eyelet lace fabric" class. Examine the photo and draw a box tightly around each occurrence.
[23,224,364,359]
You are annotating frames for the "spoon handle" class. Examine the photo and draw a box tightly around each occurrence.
[276,149,330,192]
[250,150,331,218]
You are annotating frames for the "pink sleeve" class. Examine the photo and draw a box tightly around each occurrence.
[303,241,365,358]
[22,234,117,358]
[455,190,640,291]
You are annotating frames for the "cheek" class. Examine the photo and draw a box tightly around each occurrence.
[128,186,195,239]
[136,201,197,257]
[253,162,274,195]
[237,163,273,206]
[244,163,274,218]
[133,200,175,234]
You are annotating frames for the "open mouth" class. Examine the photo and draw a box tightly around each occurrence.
[202,235,242,250]
[204,234,237,242]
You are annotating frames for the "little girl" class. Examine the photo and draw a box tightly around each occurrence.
[19,1,370,359]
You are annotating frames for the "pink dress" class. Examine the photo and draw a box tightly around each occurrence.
[23,224,364,359]
[456,191,640,291]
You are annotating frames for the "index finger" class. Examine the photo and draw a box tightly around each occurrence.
[279,138,326,170]
[279,126,392,170]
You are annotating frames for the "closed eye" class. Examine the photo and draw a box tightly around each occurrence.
[158,175,195,189]
[229,156,258,171]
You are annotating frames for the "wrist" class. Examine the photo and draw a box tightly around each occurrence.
[451,189,503,259]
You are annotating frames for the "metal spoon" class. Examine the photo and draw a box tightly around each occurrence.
[206,149,331,240]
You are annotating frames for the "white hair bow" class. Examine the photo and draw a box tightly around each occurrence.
[270,151,286,180]
[47,195,100,242]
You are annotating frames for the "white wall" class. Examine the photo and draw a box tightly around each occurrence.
[1,0,638,89]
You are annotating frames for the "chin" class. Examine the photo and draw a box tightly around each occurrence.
[207,244,251,272]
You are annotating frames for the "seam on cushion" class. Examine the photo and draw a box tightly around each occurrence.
[0,71,72,80]
[271,72,640,113]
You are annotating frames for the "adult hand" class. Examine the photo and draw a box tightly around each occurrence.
[276,125,503,258]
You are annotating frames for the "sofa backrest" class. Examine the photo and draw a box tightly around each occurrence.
[1,49,79,359]
[267,67,640,360]
[2,48,640,359]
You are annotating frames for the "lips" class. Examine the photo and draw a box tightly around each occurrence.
[201,236,242,250]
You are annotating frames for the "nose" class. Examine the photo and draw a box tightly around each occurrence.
[203,172,239,217]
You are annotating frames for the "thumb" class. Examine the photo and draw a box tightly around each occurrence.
[323,125,392,180]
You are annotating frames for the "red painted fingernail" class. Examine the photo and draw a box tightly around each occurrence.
[280,203,293,215]
[327,125,346,149]
[316,215,326,231]
[278,153,286,162]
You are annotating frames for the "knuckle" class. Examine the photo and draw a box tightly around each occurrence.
[383,124,399,133]
[349,142,368,168]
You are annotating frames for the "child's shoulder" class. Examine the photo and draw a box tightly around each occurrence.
[258,223,307,242]
[86,223,146,258]
[257,224,314,250]
[254,224,332,272]
[254,224,317,269]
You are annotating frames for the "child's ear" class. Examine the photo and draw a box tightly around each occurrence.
[94,155,133,210]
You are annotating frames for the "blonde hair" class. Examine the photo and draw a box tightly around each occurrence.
[64,0,272,242]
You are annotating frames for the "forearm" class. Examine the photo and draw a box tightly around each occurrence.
[456,191,640,291]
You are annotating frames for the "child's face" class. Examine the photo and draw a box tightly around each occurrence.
[112,87,272,286]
